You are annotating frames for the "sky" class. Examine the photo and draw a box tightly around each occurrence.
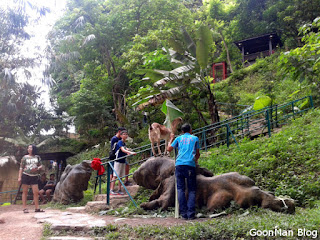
[3,0,67,109]
[2,0,72,133]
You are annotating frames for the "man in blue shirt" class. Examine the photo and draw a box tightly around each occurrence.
[168,123,200,220]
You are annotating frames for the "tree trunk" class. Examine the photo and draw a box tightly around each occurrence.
[219,30,233,73]
[186,96,209,125]
[207,85,220,124]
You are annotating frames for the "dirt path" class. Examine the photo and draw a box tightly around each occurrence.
[0,204,207,240]
[0,205,43,240]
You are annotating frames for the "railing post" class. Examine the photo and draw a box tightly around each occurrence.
[226,124,230,147]
[227,123,239,148]
[241,115,244,135]
[106,162,110,205]
[246,114,250,134]
[203,128,207,151]
[174,148,179,219]
[291,102,295,119]
[275,104,278,128]
[266,110,271,138]
[309,95,314,109]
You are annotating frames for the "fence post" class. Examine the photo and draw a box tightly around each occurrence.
[310,95,314,109]
[203,128,207,151]
[291,102,295,119]
[226,124,230,147]
[266,110,271,138]
[275,104,278,128]
[174,148,179,219]
[107,162,110,205]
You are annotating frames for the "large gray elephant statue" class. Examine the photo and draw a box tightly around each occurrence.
[133,157,295,213]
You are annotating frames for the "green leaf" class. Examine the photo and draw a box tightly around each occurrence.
[135,69,164,81]
[161,99,184,128]
[298,99,310,110]
[288,90,301,98]
[253,96,272,111]
[196,25,213,69]
[168,38,185,55]
[181,28,196,57]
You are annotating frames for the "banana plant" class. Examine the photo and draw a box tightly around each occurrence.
[134,25,220,124]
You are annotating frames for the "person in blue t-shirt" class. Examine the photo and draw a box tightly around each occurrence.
[109,127,132,186]
[168,123,200,220]
[110,130,136,195]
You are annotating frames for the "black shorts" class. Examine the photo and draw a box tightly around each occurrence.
[21,174,39,186]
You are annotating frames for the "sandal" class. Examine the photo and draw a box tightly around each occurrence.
[23,209,29,213]
[35,209,45,213]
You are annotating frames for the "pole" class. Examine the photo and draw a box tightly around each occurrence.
[174,148,179,218]
[107,162,110,205]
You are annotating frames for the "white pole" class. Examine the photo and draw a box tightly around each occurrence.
[174,149,179,218]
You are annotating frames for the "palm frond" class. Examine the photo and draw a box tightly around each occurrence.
[56,51,81,62]
[154,65,194,87]
[137,86,183,110]
[82,34,96,46]
[181,28,196,57]
[74,16,85,30]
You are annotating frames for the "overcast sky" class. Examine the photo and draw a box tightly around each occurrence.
[3,0,67,109]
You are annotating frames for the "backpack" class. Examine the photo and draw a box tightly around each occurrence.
[109,141,118,160]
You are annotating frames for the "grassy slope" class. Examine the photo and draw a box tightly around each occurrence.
[201,109,320,206]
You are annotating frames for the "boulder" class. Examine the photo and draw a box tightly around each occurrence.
[53,160,92,204]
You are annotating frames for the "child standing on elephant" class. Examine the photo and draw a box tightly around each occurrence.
[110,130,136,195]
[168,123,200,220]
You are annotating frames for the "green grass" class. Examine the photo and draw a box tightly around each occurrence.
[200,108,320,207]
[44,203,320,239]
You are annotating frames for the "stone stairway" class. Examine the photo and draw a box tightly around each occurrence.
[41,184,140,240]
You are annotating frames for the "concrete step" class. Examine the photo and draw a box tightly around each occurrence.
[48,237,103,240]
[94,184,140,202]
[66,206,86,213]
[87,184,139,210]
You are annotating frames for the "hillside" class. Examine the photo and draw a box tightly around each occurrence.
[200,108,320,207]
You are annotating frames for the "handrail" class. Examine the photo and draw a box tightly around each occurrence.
[0,190,18,204]
[95,96,314,207]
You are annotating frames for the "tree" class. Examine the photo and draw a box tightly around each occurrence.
[133,25,220,125]
[278,17,320,105]
[0,1,53,153]
[47,0,194,140]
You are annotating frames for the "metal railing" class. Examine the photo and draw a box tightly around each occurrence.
[95,96,314,207]
[0,190,18,205]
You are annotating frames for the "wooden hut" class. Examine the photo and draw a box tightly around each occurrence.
[234,33,282,66]
[0,156,20,204]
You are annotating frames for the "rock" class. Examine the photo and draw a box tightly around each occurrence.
[53,160,92,204]
[209,211,227,218]
[85,201,110,213]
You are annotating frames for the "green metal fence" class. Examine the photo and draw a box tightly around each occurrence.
[95,96,314,206]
